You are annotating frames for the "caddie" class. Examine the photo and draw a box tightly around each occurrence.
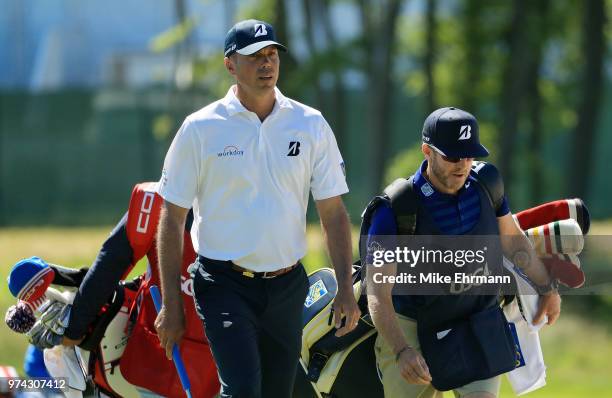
[365,107,561,398]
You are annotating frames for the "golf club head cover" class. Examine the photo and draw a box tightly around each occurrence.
[523,219,584,256]
[541,254,585,288]
[515,198,590,235]
[5,301,36,333]
[8,257,55,311]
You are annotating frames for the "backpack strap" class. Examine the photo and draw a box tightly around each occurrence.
[384,176,418,236]
[470,161,514,305]
[471,161,505,213]
[359,176,418,263]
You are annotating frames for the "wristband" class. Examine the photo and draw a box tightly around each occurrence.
[535,278,559,295]
[395,345,411,362]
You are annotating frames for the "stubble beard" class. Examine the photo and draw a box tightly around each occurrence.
[430,157,466,193]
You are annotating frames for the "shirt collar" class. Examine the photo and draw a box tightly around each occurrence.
[223,85,293,116]
[413,160,476,200]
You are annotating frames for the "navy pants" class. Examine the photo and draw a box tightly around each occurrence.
[192,257,309,398]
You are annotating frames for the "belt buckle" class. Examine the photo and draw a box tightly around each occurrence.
[261,271,276,279]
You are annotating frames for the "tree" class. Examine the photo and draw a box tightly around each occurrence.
[498,0,531,189]
[319,0,348,150]
[423,0,438,113]
[569,0,607,199]
[271,0,299,97]
[357,0,404,195]
[524,0,550,204]
[458,0,486,112]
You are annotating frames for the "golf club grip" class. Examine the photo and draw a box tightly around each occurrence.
[149,285,192,396]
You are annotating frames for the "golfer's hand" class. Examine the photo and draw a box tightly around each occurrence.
[154,302,185,359]
[534,291,561,326]
[332,285,361,337]
[398,347,432,385]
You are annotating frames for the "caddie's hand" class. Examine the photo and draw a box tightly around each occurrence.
[332,285,361,337]
[397,346,432,385]
[154,302,185,360]
[534,291,561,326]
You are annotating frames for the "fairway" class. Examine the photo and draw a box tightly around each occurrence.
[1,226,611,397]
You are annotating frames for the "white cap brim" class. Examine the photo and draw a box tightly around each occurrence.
[236,40,287,55]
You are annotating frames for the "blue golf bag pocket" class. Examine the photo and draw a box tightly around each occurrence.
[470,305,517,375]
[418,306,517,391]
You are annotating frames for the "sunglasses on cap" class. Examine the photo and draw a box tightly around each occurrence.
[427,145,473,163]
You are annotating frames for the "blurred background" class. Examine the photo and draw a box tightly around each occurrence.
[1,0,611,396]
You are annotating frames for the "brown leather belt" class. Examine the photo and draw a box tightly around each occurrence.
[230,262,300,279]
[197,255,300,279]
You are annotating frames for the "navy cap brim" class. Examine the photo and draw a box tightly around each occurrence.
[434,143,490,158]
[235,40,287,55]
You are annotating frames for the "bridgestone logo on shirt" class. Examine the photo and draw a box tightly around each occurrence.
[287,141,301,156]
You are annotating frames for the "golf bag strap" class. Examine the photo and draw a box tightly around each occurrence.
[87,348,121,398]
[78,285,126,351]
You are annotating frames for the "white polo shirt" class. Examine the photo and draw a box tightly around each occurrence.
[158,86,349,271]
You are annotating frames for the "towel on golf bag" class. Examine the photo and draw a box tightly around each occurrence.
[503,298,546,395]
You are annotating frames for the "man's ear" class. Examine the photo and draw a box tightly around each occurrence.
[422,143,431,158]
[224,56,236,76]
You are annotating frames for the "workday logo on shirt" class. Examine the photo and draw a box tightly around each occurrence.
[218,145,244,157]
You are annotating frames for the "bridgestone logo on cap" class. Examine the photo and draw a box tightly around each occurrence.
[254,24,267,37]
[458,125,471,140]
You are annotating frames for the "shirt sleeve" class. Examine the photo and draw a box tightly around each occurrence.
[496,195,510,217]
[368,205,399,236]
[157,118,200,209]
[365,205,398,265]
[310,118,349,201]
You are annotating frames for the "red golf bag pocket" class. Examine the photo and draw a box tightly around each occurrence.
[120,324,219,398]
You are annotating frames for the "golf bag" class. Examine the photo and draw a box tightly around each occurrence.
[292,265,383,398]
[6,263,215,398]
[76,278,142,397]
[38,271,145,397]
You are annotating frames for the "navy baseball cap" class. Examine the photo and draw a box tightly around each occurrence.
[422,107,489,158]
[224,19,287,57]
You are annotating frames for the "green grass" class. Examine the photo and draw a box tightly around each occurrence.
[1,226,612,397]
